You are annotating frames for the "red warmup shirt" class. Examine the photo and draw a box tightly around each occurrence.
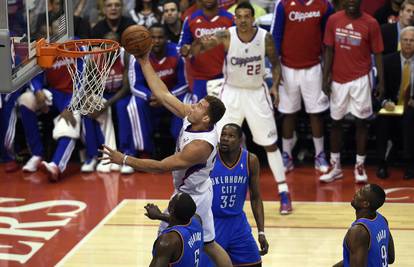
[45,59,73,94]
[324,11,383,84]
[277,0,333,68]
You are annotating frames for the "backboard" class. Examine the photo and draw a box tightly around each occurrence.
[0,0,73,93]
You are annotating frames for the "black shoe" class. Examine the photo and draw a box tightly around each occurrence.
[403,169,414,180]
[376,165,389,179]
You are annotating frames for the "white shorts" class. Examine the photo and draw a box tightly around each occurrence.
[278,63,329,114]
[330,74,373,120]
[217,84,278,146]
[159,186,215,242]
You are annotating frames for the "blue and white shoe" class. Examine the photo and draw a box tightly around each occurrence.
[282,152,294,172]
[315,152,329,173]
[279,192,292,215]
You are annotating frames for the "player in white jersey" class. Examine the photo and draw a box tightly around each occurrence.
[100,51,233,267]
[191,2,292,215]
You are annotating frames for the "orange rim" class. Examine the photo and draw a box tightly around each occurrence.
[37,38,120,68]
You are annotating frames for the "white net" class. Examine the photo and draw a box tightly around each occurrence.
[59,40,120,115]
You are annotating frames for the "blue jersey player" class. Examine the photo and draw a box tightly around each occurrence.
[334,184,395,267]
[145,192,204,267]
[209,123,269,266]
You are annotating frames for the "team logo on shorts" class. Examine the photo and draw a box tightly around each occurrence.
[267,130,277,138]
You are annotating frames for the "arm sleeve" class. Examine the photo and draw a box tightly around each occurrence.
[270,1,285,55]
[171,56,188,97]
[177,17,193,51]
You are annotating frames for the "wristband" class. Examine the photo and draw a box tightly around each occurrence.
[258,231,265,236]
[122,155,128,165]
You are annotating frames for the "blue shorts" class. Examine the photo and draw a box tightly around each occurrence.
[214,212,261,266]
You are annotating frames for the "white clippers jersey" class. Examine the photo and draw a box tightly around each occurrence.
[172,117,218,195]
[223,26,267,89]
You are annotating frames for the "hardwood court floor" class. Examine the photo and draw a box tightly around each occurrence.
[57,200,414,267]
[0,164,413,266]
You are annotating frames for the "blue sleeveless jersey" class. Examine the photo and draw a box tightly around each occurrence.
[153,217,203,267]
[343,212,390,267]
[210,148,250,217]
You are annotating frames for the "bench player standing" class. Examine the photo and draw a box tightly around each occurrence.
[271,0,334,173]
[320,0,384,183]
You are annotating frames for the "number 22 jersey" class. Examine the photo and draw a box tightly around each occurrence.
[223,26,267,90]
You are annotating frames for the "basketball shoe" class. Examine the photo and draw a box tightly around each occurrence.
[315,152,329,173]
[282,152,294,172]
[279,191,292,215]
[319,160,343,183]
[41,161,60,182]
[22,156,43,172]
[354,164,368,184]
[81,158,97,173]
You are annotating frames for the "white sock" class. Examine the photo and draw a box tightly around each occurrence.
[330,152,341,169]
[282,138,294,157]
[267,149,289,193]
[313,136,324,156]
[356,154,366,166]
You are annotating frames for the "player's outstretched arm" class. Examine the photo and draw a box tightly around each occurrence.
[248,153,269,256]
[137,55,191,118]
[190,30,230,56]
[346,224,370,266]
[99,140,213,173]
[144,203,170,223]
[150,232,182,267]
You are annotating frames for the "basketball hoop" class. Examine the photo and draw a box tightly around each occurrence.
[36,38,120,115]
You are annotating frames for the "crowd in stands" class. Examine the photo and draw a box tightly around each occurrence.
[1,0,414,183]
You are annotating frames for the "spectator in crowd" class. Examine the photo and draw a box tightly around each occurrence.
[271,0,334,174]
[376,26,414,180]
[178,0,233,100]
[375,0,403,25]
[381,0,414,55]
[0,89,24,172]
[126,24,190,167]
[91,0,135,40]
[320,0,384,184]
[129,0,161,28]
[162,0,182,43]
[227,0,266,19]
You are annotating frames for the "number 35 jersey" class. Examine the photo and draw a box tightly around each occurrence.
[223,26,267,90]
[210,148,250,217]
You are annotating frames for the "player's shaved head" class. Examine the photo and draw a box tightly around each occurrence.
[170,193,197,223]
[366,184,386,211]
[223,123,243,138]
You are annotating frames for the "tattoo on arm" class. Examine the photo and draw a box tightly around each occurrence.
[215,30,229,42]
[265,33,281,85]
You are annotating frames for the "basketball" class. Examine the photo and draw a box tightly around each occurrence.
[121,25,152,57]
